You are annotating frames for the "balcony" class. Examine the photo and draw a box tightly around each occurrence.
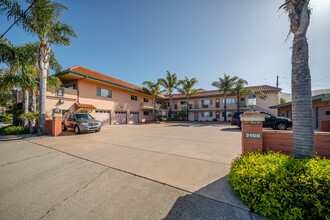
[46,88,78,100]
[140,103,162,110]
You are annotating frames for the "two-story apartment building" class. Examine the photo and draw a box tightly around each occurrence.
[44,65,281,124]
[163,86,281,121]
[45,66,165,125]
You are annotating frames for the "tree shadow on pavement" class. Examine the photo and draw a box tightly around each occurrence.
[163,175,266,220]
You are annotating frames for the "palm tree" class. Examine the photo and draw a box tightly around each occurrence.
[142,81,163,122]
[0,0,77,135]
[280,0,314,158]
[177,77,203,121]
[158,71,177,118]
[231,78,249,112]
[212,74,238,122]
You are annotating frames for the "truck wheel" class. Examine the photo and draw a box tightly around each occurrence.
[96,128,101,132]
[74,125,81,134]
[62,123,67,131]
[276,123,287,130]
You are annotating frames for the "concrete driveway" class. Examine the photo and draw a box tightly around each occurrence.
[30,123,244,208]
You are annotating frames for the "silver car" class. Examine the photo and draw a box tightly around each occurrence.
[62,112,101,134]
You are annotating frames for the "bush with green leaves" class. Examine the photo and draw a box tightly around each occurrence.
[0,126,29,135]
[0,113,13,124]
[229,152,329,220]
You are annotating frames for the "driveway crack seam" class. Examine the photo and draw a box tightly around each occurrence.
[0,151,55,168]
[39,167,109,220]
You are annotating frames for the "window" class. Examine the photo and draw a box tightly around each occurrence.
[65,84,76,90]
[97,87,112,98]
[131,95,138,101]
[222,98,235,104]
[56,88,64,97]
[180,101,186,105]
[144,111,149,116]
[201,112,213,117]
[156,101,162,104]
[144,98,149,103]
[202,99,213,105]
[326,111,330,115]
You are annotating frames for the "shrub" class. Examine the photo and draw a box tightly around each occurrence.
[229,152,330,220]
[0,126,29,135]
[212,118,218,122]
[0,113,13,124]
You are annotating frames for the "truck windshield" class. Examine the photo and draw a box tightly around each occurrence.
[75,114,94,120]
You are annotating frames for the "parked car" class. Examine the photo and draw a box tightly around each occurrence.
[62,112,101,134]
[231,111,292,130]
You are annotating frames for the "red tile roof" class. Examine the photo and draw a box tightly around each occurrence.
[64,66,280,100]
[166,85,281,99]
[69,66,144,92]
[75,103,96,109]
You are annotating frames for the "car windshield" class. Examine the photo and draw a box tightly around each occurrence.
[75,114,94,120]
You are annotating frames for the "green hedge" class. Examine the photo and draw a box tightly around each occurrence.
[0,113,13,124]
[0,126,29,135]
[229,152,330,220]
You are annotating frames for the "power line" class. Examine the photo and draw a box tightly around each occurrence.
[0,0,37,39]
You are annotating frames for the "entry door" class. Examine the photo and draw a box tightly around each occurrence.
[194,112,199,121]
[216,99,220,108]
[194,100,199,109]
[115,111,127,125]
[95,110,111,126]
[129,112,139,124]
[216,111,220,119]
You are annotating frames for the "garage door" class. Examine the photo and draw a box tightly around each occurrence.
[115,111,127,125]
[129,112,139,124]
[95,110,111,126]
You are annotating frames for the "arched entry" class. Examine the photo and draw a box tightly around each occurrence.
[216,111,220,119]
[216,98,220,108]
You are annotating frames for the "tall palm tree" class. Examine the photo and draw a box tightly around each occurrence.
[280,0,314,158]
[0,0,77,135]
[231,78,249,112]
[177,77,203,121]
[158,71,177,118]
[142,81,163,122]
[212,74,238,122]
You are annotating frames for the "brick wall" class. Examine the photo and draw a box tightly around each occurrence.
[263,130,330,159]
[45,120,52,135]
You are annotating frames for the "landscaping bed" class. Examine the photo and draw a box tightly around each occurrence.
[229,152,329,220]
[0,126,29,135]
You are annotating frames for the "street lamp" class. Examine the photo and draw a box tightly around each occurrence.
[247,92,257,111]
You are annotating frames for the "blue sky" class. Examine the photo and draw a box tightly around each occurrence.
[1,0,330,93]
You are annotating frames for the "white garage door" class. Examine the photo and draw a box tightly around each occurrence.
[95,110,111,126]
[115,111,127,125]
[129,112,139,124]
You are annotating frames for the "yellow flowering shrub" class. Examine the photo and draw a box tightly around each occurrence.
[229,152,329,220]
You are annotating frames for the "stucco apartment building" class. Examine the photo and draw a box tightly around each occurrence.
[44,66,281,125]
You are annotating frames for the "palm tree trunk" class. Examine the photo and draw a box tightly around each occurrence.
[37,41,50,135]
[224,93,227,122]
[31,90,37,133]
[186,96,189,121]
[237,94,240,112]
[169,94,173,118]
[291,33,314,158]
[12,89,19,126]
[152,97,155,122]
[23,89,29,127]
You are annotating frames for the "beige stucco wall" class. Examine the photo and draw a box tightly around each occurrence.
[77,79,154,123]
[173,92,279,121]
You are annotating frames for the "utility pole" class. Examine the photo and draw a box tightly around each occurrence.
[276,75,279,88]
